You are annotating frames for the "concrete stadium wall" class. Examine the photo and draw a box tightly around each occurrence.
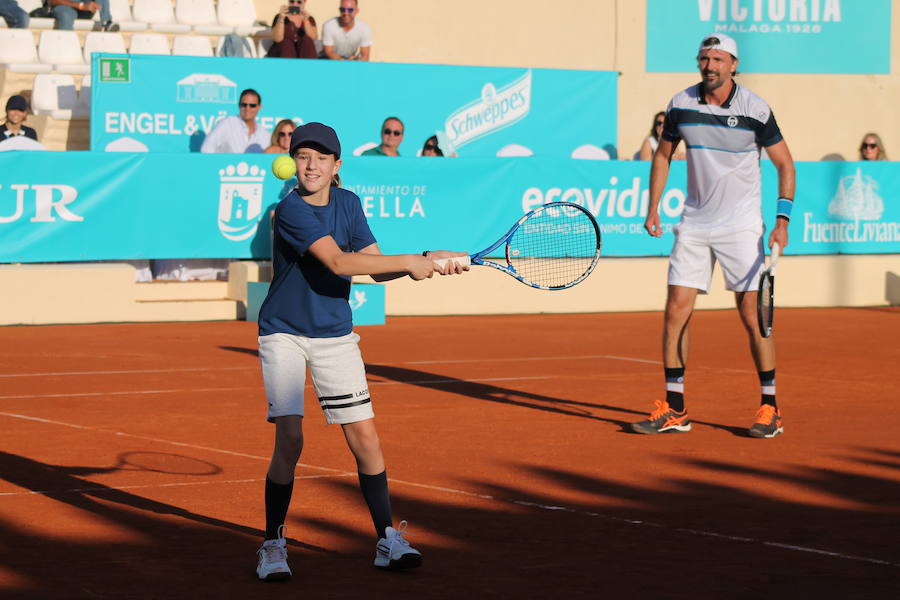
[254,0,900,162]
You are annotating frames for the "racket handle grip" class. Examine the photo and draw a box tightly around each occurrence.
[433,255,472,268]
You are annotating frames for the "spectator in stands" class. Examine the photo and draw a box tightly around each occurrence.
[1,95,38,142]
[859,133,888,161]
[361,117,403,156]
[322,0,371,61]
[200,89,271,154]
[0,0,29,28]
[269,1,319,59]
[49,0,117,31]
[265,119,296,154]
[638,111,685,161]
[421,135,443,157]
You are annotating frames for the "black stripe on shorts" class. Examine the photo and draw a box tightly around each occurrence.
[318,394,371,410]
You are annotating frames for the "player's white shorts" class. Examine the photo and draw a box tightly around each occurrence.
[258,331,373,425]
[668,225,765,293]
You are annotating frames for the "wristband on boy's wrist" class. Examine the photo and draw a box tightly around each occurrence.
[776,197,793,222]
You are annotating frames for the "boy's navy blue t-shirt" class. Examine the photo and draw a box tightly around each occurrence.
[258,187,376,338]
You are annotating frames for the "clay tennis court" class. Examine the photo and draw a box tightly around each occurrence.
[1,308,898,598]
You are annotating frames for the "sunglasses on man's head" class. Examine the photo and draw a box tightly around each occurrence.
[340,7,355,13]
[862,143,878,149]
[383,128,403,136]
[240,102,258,108]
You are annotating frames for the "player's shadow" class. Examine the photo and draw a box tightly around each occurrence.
[365,363,638,429]
[219,345,259,357]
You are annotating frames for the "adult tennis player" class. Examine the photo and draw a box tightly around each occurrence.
[255,122,467,580]
[632,33,795,439]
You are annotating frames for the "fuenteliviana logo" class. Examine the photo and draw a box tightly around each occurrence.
[803,168,898,244]
[218,162,265,241]
[444,70,532,149]
[349,289,368,310]
[827,168,884,221]
[177,74,238,103]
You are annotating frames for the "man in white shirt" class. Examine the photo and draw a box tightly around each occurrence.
[200,89,271,154]
[322,0,372,61]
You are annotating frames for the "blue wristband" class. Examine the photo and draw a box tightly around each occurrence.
[776,197,793,221]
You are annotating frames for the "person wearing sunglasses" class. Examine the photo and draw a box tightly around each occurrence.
[200,89,272,154]
[420,135,443,157]
[266,119,297,154]
[858,133,888,161]
[361,117,404,157]
[269,0,319,59]
[322,0,372,61]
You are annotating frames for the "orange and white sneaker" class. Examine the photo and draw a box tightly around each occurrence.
[630,400,692,434]
[749,404,783,438]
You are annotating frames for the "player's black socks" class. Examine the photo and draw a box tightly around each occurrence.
[758,369,777,408]
[664,367,686,412]
[264,475,294,540]
[358,470,392,539]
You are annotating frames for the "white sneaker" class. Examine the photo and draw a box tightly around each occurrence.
[256,525,292,581]
[374,520,422,570]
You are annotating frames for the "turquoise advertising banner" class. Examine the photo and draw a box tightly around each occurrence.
[1,153,898,262]
[646,0,892,73]
[89,54,619,158]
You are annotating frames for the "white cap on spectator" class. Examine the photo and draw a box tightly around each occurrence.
[698,33,738,59]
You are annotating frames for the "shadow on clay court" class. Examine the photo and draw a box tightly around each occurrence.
[2,445,899,598]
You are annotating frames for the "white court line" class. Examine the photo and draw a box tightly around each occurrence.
[0,473,355,498]
[0,376,557,400]
[0,353,660,379]
[0,410,896,569]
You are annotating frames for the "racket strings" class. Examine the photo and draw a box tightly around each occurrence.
[508,208,599,288]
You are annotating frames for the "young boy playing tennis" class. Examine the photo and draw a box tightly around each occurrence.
[255,122,467,581]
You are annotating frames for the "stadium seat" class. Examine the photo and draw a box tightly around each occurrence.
[0,136,47,151]
[176,0,232,34]
[109,0,149,32]
[257,37,273,58]
[38,30,89,75]
[216,35,256,58]
[32,73,86,120]
[496,144,534,157]
[172,35,214,57]
[571,144,611,160]
[104,136,150,152]
[82,31,127,64]
[77,72,91,116]
[217,0,264,35]
[15,0,54,29]
[352,142,378,156]
[129,33,171,55]
[132,0,191,33]
[0,29,52,73]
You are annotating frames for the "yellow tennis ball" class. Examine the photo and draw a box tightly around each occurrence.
[272,155,296,180]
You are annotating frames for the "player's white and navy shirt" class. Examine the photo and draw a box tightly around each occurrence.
[662,82,783,231]
[258,187,376,338]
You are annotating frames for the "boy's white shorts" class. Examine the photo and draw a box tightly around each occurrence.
[668,225,765,293]
[258,331,373,425]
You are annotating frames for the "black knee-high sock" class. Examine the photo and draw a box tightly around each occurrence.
[758,369,777,408]
[358,471,392,539]
[665,367,686,412]
[265,476,294,540]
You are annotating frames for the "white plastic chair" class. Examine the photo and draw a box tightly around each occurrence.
[104,136,149,152]
[172,35,213,57]
[0,136,47,151]
[176,0,231,34]
[0,29,52,73]
[496,144,534,157]
[129,33,171,55]
[32,73,85,120]
[257,37,273,58]
[109,0,149,31]
[82,31,127,63]
[132,0,191,33]
[217,0,264,35]
[38,30,88,75]
[571,144,611,160]
[216,35,256,57]
[353,142,378,156]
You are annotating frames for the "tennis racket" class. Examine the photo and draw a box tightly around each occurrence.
[433,201,601,290]
[757,242,780,338]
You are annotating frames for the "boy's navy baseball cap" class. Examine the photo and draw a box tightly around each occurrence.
[5,95,28,112]
[290,122,341,159]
